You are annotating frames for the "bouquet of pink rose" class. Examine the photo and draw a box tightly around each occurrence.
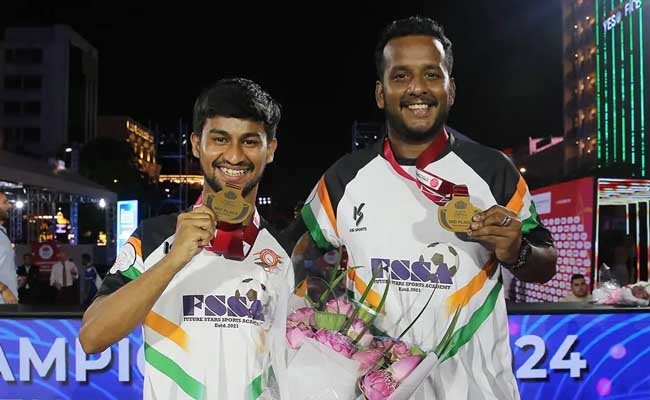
[276,262,461,400]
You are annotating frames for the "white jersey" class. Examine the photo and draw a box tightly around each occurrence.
[302,132,553,399]
[97,212,294,400]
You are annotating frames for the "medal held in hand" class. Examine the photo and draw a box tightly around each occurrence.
[204,184,252,224]
[438,185,481,233]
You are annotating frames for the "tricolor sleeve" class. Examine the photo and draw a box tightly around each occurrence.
[95,225,145,298]
[301,176,341,250]
[505,174,554,248]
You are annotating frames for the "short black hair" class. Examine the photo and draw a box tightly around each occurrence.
[374,16,453,79]
[192,77,281,141]
[571,274,585,283]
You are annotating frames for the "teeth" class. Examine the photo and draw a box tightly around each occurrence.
[407,104,429,110]
[221,167,247,177]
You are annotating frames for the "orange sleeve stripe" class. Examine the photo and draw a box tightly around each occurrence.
[317,176,339,237]
[127,236,142,258]
[347,269,382,311]
[144,311,188,351]
[446,258,497,316]
[506,176,528,213]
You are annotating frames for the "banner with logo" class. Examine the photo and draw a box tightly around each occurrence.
[1,312,649,399]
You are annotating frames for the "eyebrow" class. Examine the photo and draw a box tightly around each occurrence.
[206,129,264,139]
[391,64,442,71]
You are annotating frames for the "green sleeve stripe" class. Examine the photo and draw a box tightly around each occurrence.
[301,204,332,250]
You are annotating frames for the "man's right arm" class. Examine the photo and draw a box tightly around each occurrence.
[79,207,216,354]
[0,281,17,304]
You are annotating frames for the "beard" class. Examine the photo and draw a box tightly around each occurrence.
[385,100,450,145]
[202,160,265,198]
[0,209,8,222]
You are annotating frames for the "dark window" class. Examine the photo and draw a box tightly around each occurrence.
[23,127,41,142]
[23,75,42,90]
[5,48,43,64]
[3,101,21,116]
[4,76,21,90]
[24,101,41,116]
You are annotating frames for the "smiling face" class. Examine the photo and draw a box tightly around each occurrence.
[191,116,277,202]
[376,35,455,144]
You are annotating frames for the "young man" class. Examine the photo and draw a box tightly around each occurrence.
[80,78,294,399]
[562,274,592,302]
[0,192,18,304]
[296,17,556,399]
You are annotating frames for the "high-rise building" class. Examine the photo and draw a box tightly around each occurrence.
[595,0,649,176]
[562,0,649,177]
[0,25,98,157]
[97,116,161,181]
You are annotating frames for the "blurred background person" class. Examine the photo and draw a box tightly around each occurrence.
[0,193,18,304]
[81,253,101,307]
[16,253,40,305]
[50,251,79,305]
[562,274,592,302]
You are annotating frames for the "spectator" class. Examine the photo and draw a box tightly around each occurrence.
[0,193,18,304]
[50,251,79,305]
[562,274,592,302]
[16,253,40,304]
[81,253,101,306]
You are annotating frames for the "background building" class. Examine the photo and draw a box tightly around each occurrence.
[562,0,649,177]
[0,25,98,157]
[97,116,161,181]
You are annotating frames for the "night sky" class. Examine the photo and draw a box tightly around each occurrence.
[2,1,563,211]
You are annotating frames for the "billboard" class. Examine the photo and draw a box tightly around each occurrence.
[116,200,138,259]
[514,177,596,303]
[2,313,650,399]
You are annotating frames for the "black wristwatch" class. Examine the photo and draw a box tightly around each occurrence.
[501,237,532,271]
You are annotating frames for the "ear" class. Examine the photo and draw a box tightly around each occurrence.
[266,138,278,164]
[448,77,456,108]
[375,80,385,110]
[190,133,201,159]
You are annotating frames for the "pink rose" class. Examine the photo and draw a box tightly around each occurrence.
[288,307,316,327]
[360,370,396,400]
[372,338,392,351]
[389,355,423,383]
[347,319,374,347]
[352,349,383,374]
[389,340,411,361]
[325,297,354,317]
[314,329,355,358]
[286,325,314,350]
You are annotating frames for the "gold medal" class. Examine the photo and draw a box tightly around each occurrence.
[204,185,252,224]
[438,193,481,233]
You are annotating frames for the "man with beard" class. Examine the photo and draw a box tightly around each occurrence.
[80,78,294,399]
[0,192,18,304]
[295,17,556,399]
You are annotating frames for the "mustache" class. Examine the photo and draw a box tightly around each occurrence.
[400,95,438,108]
[211,160,254,170]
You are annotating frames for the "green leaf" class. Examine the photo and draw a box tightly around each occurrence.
[315,311,347,331]
[352,274,391,345]
[411,345,426,356]
[434,305,462,357]
[342,263,383,332]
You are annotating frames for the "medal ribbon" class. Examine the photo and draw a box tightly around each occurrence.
[194,191,260,261]
[383,129,462,205]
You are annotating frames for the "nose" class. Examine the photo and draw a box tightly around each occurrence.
[221,142,245,165]
[407,74,429,96]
